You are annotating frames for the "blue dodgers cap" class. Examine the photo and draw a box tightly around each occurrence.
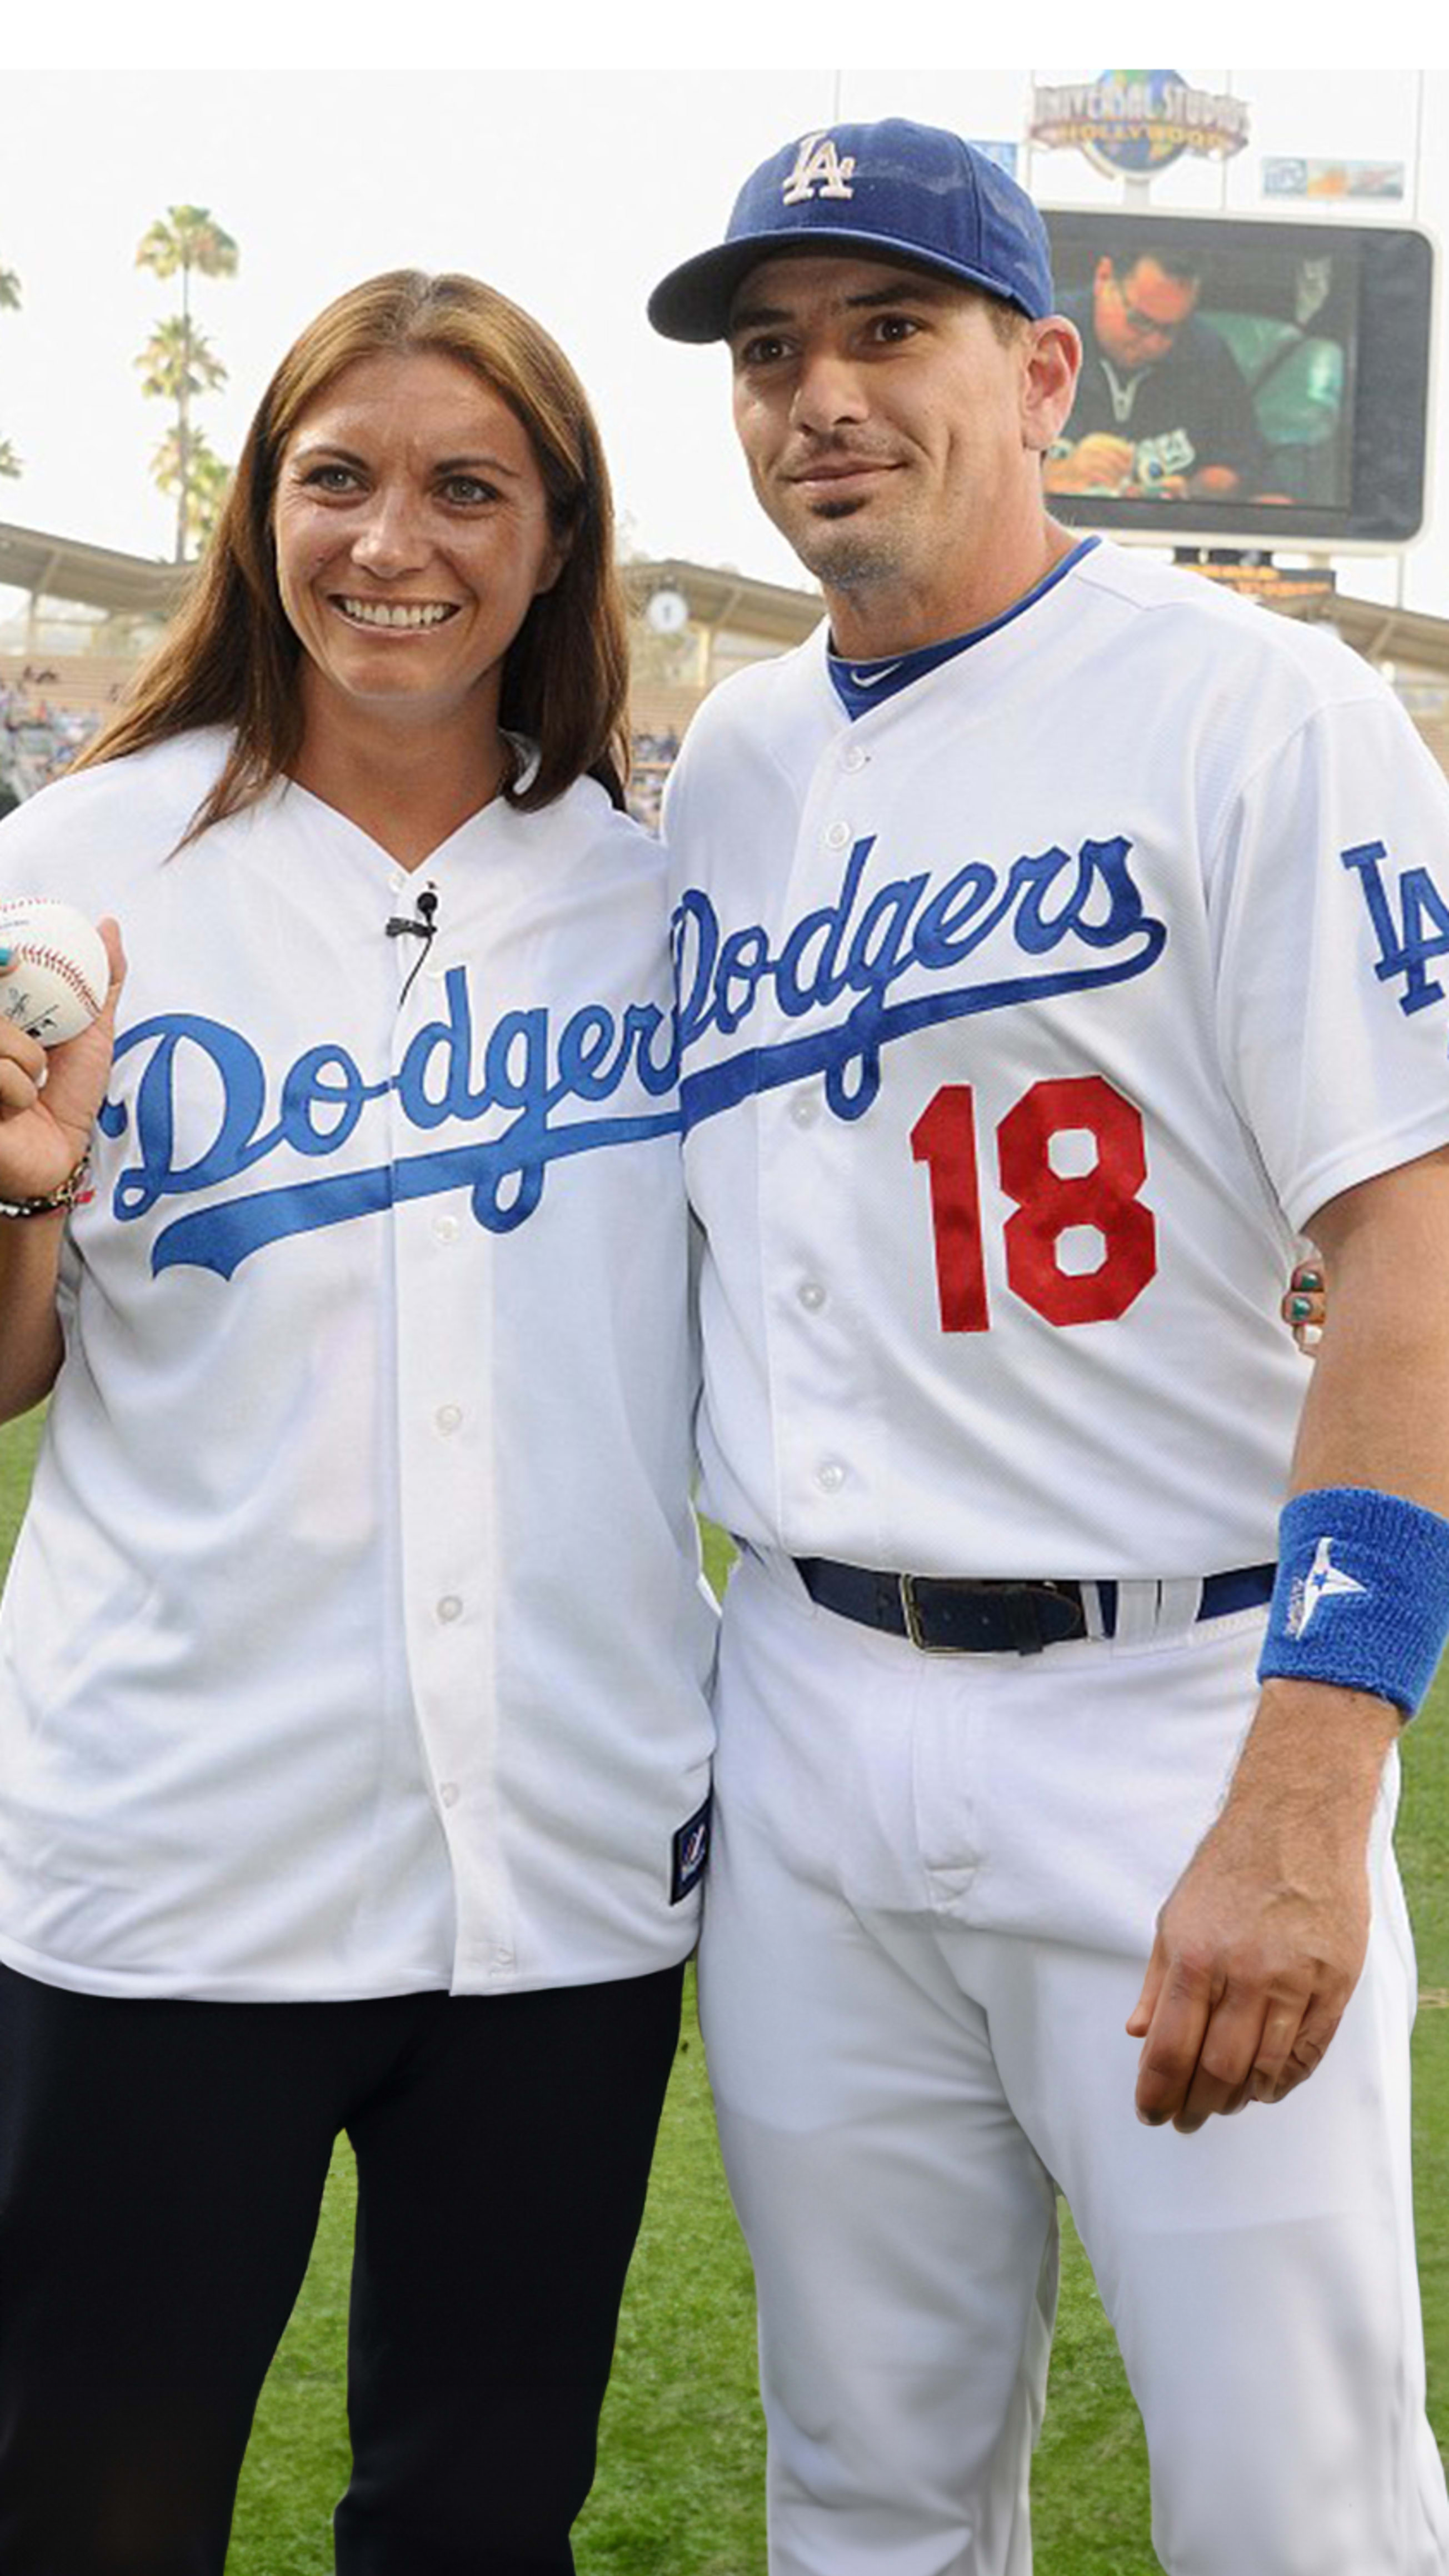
[648,118,1055,343]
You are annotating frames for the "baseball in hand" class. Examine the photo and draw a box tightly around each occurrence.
[0,898,111,1047]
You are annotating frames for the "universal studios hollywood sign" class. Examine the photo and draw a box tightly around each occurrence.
[1030,71,1249,179]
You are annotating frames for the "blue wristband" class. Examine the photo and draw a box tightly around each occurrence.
[1257,1485,1449,1717]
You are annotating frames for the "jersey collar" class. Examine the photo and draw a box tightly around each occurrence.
[826,535,1099,721]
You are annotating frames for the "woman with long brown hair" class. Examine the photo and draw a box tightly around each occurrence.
[0,271,714,2576]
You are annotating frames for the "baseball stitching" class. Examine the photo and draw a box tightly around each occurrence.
[1,941,104,1019]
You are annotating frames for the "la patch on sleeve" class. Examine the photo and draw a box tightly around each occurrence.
[671,1795,712,1904]
[1343,839,1449,1019]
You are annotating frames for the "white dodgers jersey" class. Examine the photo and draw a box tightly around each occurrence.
[666,541,1449,1577]
[0,732,715,2001]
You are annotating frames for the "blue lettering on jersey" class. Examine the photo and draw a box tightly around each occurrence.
[97,965,680,1278]
[94,836,1165,1278]
[1342,839,1449,1019]
[674,833,1166,1129]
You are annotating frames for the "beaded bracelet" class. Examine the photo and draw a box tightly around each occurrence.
[0,1153,93,1220]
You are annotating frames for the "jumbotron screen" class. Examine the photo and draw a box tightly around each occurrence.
[1040,211,1433,547]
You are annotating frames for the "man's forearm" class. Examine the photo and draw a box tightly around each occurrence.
[1218,1153,1449,1801]
[1287,1150,1449,1514]
[1130,1147,1449,2128]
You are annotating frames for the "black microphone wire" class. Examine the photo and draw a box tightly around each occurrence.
[385,882,439,1005]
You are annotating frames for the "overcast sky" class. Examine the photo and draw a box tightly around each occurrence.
[3,42,1446,617]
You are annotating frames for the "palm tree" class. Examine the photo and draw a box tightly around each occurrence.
[135,206,238,292]
[136,206,238,562]
[0,263,19,478]
[136,317,228,406]
[151,428,231,553]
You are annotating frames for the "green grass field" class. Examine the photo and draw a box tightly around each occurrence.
[1,1410,1445,2573]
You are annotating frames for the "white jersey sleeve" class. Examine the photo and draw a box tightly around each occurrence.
[1206,686,1449,1231]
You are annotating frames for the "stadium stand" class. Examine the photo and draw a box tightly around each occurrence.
[4,531,1449,825]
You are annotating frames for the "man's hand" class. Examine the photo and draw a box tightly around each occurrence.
[1127,1676,1398,2132]
[1186,464,1243,501]
[1044,432,1135,495]
[1129,1150,1449,2134]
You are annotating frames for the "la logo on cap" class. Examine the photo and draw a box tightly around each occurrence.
[782,131,856,206]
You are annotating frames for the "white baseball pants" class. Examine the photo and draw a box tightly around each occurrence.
[699,1549,1449,2576]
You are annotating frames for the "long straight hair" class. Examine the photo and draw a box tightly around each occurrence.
[79,271,631,831]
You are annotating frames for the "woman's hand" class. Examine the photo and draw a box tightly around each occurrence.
[0,916,125,1204]
[1281,1255,1326,1356]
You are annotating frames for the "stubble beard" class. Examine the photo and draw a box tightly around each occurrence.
[777,495,910,597]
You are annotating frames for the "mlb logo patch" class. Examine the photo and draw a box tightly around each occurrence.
[671,1795,712,1904]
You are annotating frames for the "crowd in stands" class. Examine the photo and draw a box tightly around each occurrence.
[0,679,101,812]
[625,727,681,834]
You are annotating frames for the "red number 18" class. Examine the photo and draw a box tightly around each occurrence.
[910,1075,1157,1332]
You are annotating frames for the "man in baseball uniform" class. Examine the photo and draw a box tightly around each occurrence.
[648,119,1449,2574]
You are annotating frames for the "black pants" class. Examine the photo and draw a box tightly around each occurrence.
[0,1958,684,2575]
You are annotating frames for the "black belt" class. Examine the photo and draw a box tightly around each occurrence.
[793,1558,1277,1656]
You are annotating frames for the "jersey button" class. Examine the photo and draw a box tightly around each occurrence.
[797,1279,827,1312]
[790,1094,818,1128]
[841,745,867,773]
[435,1404,463,1435]
[432,1212,460,1245]
[437,1594,463,1623]
[491,1945,515,1970]
[825,820,851,851]
[438,1780,459,1808]
[817,1458,847,1494]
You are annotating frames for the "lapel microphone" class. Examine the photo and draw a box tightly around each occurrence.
[386,883,439,1002]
